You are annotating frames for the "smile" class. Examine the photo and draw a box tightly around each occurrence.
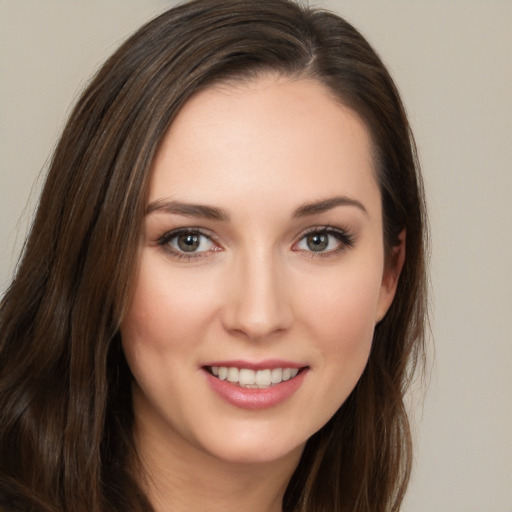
[203,363,309,410]
[207,366,301,388]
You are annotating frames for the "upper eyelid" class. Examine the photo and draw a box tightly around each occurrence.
[158,227,222,250]
[294,225,355,247]
[160,227,218,240]
[159,223,346,234]
[300,225,339,233]
[296,225,351,239]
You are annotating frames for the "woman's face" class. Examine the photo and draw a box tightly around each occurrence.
[121,75,401,467]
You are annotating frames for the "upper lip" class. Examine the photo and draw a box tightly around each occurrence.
[202,359,306,370]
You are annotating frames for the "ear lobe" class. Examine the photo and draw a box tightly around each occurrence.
[376,229,406,323]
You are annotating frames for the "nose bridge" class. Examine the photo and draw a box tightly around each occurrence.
[223,245,292,339]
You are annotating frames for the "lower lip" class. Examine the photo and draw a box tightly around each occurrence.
[203,368,308,410]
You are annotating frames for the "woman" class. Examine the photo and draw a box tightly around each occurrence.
[0,0,428,511]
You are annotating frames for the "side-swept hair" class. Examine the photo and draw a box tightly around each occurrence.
[0,1,428,510]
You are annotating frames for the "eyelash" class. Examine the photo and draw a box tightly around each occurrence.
[293,226,355,258]
[157,228,218,262]
[157,225,355,261]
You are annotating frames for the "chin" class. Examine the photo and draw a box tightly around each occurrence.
[192,423,307,467]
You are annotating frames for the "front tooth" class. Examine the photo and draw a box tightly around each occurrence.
[238,368,256,386]
[255,369,272,387]
[271,368,283,384]
[282,368,292,381]
[227,367,239,383]
[218,367,228,380]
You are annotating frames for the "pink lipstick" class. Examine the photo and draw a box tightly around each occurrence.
[202,360,308,410]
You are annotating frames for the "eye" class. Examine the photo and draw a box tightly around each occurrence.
[294,227,354,255]
[172,232,212,253]
[158,229,219,259]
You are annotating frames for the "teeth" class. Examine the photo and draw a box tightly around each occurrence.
[209,366,300,387]
[238,368,255,386]
[255,369,271,387]
[271,368,282,383]
[227,367,239,383]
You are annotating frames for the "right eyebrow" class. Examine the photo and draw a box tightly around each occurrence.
[145,199,230,222]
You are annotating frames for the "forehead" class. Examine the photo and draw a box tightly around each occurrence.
[148,75,379,215]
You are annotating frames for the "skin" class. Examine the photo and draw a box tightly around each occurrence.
[121,74,404,512]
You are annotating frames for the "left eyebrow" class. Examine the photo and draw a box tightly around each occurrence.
[293,196,368,218]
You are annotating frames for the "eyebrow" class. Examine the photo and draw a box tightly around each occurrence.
[145,195,367,221]
[145,199,230,221]
[293,196,368,217]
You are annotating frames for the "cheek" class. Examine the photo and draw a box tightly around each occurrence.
[298,260,383,387]
[121,254,220,357]
[119,256,221,422]
[305,263,382,342]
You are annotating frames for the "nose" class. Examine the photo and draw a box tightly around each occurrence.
[221,249,293,341]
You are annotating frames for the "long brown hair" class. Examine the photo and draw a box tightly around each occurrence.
[0,1,428,510]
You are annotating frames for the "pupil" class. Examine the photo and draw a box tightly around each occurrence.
[307,233,328,251]
[178,234,200,252]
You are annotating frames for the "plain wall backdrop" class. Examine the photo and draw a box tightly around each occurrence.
[1,1,511,511]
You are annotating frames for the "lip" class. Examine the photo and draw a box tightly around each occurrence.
[202,359,304,371]
[202,362,309,410]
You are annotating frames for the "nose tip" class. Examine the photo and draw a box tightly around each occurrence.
[228,303,287,340]
[221,256,293,341]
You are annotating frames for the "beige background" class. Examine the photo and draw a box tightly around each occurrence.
[1,1,511,510]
